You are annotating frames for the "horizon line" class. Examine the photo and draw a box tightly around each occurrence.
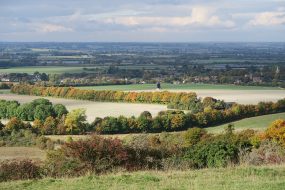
[1,41,285,43]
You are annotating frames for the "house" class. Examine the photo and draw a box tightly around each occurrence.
[1,78,10,82]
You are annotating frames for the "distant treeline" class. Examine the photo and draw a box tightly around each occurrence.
[11,84,217,112]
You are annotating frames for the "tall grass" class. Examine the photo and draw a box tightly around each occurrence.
[1,165,285,190]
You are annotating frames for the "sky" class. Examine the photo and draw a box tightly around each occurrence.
[0,0,285,42]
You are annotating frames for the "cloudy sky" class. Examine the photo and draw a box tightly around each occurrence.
[0,0,285,42]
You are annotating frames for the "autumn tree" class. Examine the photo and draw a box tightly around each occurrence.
[4,117,26,132]
[64,109,87,134]
[183,127,208,147]
[42,116,57,135]
[265,119,285,146]
[32,119,43,134]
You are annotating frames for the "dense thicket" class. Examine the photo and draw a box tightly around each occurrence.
[2,120,285,182]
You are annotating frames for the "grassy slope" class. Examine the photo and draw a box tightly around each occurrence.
[206,112,285,133]
[1,165,285,190]
[77,83,281,91]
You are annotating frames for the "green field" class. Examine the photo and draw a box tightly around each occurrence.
[1,165,285,190]
[0,66,92,74]
[77,83,281,91]
[206,112,285,133]
[0,65,168,74]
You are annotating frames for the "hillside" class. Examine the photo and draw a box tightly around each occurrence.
[207,112,285,133]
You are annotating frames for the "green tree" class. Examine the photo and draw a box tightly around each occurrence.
[34,104,54,121]
[0,100,7,119]
[32,98,52,106]
[16,103,35,121]
[53,104,68,118]
[6,101,20,118]
[136,111,153,132]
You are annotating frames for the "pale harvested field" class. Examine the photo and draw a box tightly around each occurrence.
[133,89,285,104]
[0,147,45,161]
[0,94,167,122]
[0,90,284,123]
[193,90,285,104]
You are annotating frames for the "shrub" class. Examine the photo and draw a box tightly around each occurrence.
[4,117,26,132]
[60,135,128,174]
[0,129,54,149]
[265,119,285,146]
[0,160,42,182]
[36,136,54,150]
[124,135,171,170]
[240,141,285,166]
[184,134,240,168]
[44,150,83,177]
[183,127,208,147]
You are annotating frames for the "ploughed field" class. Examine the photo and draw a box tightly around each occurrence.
[0,94,167,122]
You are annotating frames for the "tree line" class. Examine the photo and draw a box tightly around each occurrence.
[1,97,285,135]
[11,84,228,112]
[92,99,285,134]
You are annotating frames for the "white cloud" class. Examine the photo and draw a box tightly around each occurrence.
[249,9,285,26]
[101,7,235,29]
[34,23,73,33]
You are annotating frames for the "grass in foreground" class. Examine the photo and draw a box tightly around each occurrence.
[76,83,281,91]
[1,165,285,190]
[207,112,285,133]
